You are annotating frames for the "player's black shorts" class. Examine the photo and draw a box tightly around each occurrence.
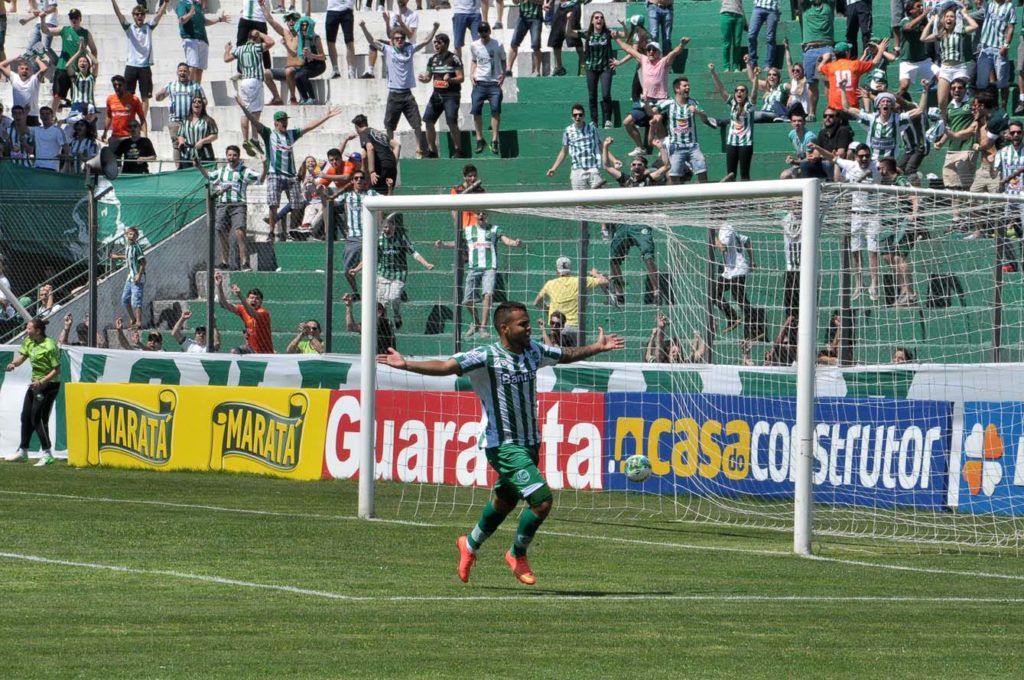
[236,18,272,69]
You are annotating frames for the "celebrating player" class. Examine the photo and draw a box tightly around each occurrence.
[377,300,625,585]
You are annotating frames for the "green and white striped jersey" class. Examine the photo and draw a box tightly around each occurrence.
[656,97,700,146]
[165,81,205,122]
[339,188,378,240]
[858,111,908,160]
[240,0,266,22]
[210,163,261,204]
[454,341,563,448]
[937,25,969,63]
[726,98,754,147]
[71,73,95,106]
[562,122,601,170]
[978,0,1015,50]
[464,222,504,270]
[181,116,217,161]
[125,241,145,280]
[376,229,417,281]
[260,127,303,177]
[232,43,264,80]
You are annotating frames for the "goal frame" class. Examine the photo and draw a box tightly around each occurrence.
[359,179,823,556]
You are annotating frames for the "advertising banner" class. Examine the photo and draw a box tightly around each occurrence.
[323,390,607,491]
[66,384,329,480]
[956,402,1024,515]
[605,393,952,510]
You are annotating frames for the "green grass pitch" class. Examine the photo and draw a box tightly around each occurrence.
[2,464,1023,678]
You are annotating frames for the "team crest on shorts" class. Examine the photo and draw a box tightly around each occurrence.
[514,469,531,484]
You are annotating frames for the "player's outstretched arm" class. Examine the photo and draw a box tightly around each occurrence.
[557,326,625,364]
[377,348,462,376]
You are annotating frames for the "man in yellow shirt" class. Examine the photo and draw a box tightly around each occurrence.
[533,256,611,346]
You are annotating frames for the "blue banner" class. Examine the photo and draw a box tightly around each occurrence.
[604,393,952,510]
[959,403,1024,515]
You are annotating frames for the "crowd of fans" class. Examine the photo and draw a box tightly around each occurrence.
[2,0,1023,358]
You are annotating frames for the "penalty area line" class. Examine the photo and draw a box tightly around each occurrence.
[0,490,440,528]
[2,551,1023,604]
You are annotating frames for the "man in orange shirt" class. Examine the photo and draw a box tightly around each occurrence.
[102,75,146,148]
[450,163,484,228]
[215,272,274,353]
[817,40,886,112]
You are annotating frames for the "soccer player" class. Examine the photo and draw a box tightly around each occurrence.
[377,301,625,585]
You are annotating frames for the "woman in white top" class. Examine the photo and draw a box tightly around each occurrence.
[782,36,810,118]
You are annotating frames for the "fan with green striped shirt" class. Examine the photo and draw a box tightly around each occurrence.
[377,301,625,586]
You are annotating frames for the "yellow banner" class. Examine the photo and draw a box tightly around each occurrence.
[66,384,329,480]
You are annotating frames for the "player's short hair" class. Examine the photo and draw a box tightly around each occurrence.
[673,76,688,88]
[463,164,478,176]
[352,114,368,127]
[327,148,342,159]
[878,157,898,174]
[225,145,241,155]
[493,301,528,330]
[247,288,264,300]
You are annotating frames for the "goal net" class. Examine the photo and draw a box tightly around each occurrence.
[353,180,1024,553]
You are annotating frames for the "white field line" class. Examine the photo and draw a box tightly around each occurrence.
[2,550,1024,604]
[0,490,440,527]
[4,490,1024,584]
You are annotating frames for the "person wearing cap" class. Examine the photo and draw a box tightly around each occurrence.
[435,210,521,338]
[615,36,689,158]
[817,38,886,112]
[469,21,507,155]
[225,28,275,155]
[547,103,604,189]
[420,32,465,158]
[533,256,610,346]
[238,96,342,240]
[974,0,1016,109]
[844,87,928,162]
[796,0,836,120]
[171,308,220,353]
[111,0,170,124]
[114,118,157,174]
[41,8,96,112]
[0,55,48,126]
[263,0,302,103]
[920,4,978,119]
[450,0,482,62]
[176,0,231,84]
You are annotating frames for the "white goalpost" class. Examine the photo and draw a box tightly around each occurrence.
[358,180,823,555]
[347,177,1024,554]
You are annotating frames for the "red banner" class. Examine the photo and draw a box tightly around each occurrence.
[323,390,606,490]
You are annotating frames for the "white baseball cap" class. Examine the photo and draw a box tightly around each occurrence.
[556,256,571,274]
